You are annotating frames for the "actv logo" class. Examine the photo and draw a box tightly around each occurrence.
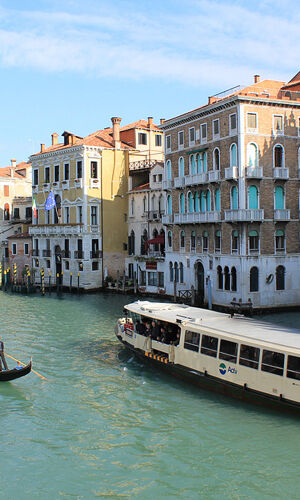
[219,363,226,375]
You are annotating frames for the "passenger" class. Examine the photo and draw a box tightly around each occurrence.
[145,322,152,337]
[136,320,146,336]
[173,332,181,346]
[0,339,8,371]
[160,326,167,343]
[151,320,161,340]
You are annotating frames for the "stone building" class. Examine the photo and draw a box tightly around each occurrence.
[7,232,32,282]
[159,73,300,310]
[29,117,163,289]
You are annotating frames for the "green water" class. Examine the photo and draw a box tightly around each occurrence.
[0,291,299,500]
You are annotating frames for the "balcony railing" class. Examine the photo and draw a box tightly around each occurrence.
[42,249,51,257]
[247,166,263,178]
[185,172,208,186]
[225,166,238,180]
[74,251,84,259]
[274,167,289,179]
[274,209,290,221]
[43,183,50,192]
[174,177,185,188]
[147,210,164,221]
[208,170,221,182]
[90,178,100,189]
[62,180,70,190]
[162,214,173,225]
[90,250,101,259]
[62,250,71,258]
[29,224,84,236]
[162,179,173,190]
[174,211,222,224]
[74,178,83,188]
[224,209,264,222]
[32,249,39,256]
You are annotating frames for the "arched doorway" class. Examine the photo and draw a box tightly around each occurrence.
[195,261,204,305]
[55,245,62,283]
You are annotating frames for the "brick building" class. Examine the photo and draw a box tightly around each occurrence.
[159,73,300,310]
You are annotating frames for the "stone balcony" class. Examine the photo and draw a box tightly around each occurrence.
[174,211,222,224]
[185,172,208,186]
[224,209,264,222]
[162,214,173,225]
[273,167,289,180]
[174,177,185,188]
[225,166,238,180]
[162,179,173,191]
[208,170,220,182]
[29,224,84,236]
[246,166,263,178]
[274,209,290,221]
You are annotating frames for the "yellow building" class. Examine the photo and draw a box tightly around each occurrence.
[29,117,163,289]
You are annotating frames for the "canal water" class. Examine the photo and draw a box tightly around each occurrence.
[0,291,299,500]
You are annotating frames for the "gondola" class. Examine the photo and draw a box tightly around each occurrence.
[0,360,32,381]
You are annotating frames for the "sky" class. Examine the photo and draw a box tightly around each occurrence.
[0,0,299,165]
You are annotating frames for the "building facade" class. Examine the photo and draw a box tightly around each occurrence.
[160,73,300,309]
[29,117,163,289]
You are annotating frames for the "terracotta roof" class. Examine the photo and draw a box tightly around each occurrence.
[130,182,150,192]
[120,120,160,131]
[0,161,31,179]
[7,232,30,239]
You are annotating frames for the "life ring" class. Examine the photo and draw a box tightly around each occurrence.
[266,274,274,284]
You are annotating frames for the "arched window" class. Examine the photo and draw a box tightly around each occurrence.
[128,230,135,255]
[158,195,163,214]
[213,148,220,170]
[167,195,172,215]
[276,265,285,290]
[188,192,194,213]
[179,157,184,177]
[231,186,238,210]
[275,229,285,252]
[248,185,258,209]
[190,154,196,175]
[230,144,237,167]
[247,143,258,167]
[4,203,10,221]
[200,191,206,212]
[196,153,201,173]
[274,145,284,168]
[215,188,221,211]
[180,231,185,248]
[232,230,239,253]
[169,262,173,282]
[274,186,284,209]
[206,190,211,211]
[179,263,184,283]
[141,229,148,255]
[166,159,172,180]
[203,231,208,252]
[191,230,196,250]
[130,198,134,216]
[195,192,200,212]
[152,228,158,251]
[203,152,207,172]
[215,230,221,252]
[143,196,147,213]
[224,266,230,290]
[249,230,259,253]
[168,231,172,248]
[174,262,179,282]
[151,194,156,211]
[217,266,223,289]
[180,193,185,214]
[54,195,61,223]
[231,267,237,292]
[250,267,259,292]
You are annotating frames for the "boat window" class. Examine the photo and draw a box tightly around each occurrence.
[200,335,218,358]
[287,355,300,380]
[184,330,200,352]
[219,339,237,363]
[261,350,284,376]
[239,344,260,369]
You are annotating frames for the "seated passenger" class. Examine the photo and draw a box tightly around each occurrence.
[136,320,146,336]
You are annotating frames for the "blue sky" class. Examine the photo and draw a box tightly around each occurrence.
[0,0,299,165]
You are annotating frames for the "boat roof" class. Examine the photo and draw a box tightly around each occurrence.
[125,301,300,352]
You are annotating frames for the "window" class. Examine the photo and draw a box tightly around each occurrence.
[4,185,9,196]
[230,186,238,210]
[224,266,230,290]
[166,160,172,180]
[179,262,184,283]
[64,163,69,180]
[91,161,98,179]
[140,270,146,286]
[77,161,82,179]
[203,231,208,252]
[138,133,147,145]
[168,231,172,248]
[213,119,219,137]
[46,260,51,269]
[13,208,20,219]
[247,113,257,130]
[54,165,59,182]
[248,185,258,209]
[232,230,239,254]
[217,265,223,289]
[175,262,179,282]
[206,190,211,211]
[213,148,220,170]
[287,355,300,380]
[65,260,70,270]
[274,186,284,209]
[188,192,194,213]
[130,198,134,216]
[215,188,221,211]
[249,230,259,253]
[45,167,50,183]
[128,230,135,256]
[77,206,83,224]
[167,195,172,215]
[24,243,29,255]
[184,330,200,352]
[180,193,185,214]
[64,207,70,223]
[275,229,285,252]
[178,131,184,149]
[230,113,237,132]
[231,267,237,292]
[169,262,173,282]
[189,127,195,144]
[201,123,207,143]
[215,230,221,253]
[190,154,196,175]
[261,350,284,376]
[273,115,283,134]
[180,231,185,249]
[250,266,259,292]
[219,339,238,363]
[276,265,285,290]
[247,143,258,167]
[91,206,98,225]
[239,345,260,369]
[158,272,164,287]
[155,134,162,147]
[25,207,32,219]
[179,157,184,177]
[92,261,99,271]
[166,135,171,151]
[230,144,237,167]
[4,203,10,221]
[201,335,218,358]
[191,231,196,250]
[195,193,200,212]
[148,272,158,286]
[12,243,17,255]
[143,196,147,213]
[274,145,284,168]
[33,169,39,185]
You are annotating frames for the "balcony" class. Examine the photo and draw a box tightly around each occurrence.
[246,166,263,178]
[32,249,39,256]
[174,177,185,188]
[90,178,100,189]
[174,211,222,224]
[62,180,70,190]
[90,225,100,233]
[90,250,102,259]
[224,209,264,222]
[52,181,60,190]
[162,214,173,225]
[74,251,84,259]
[225,166,238,180]
[32,185,38,194]
[29,224,84,236]
[208,170,220,182]
[163,179,173,190]
[74,178,83,189]
[62,250,71,258]
[147,210,164,221]
[42,249,51,257]
[274,168,289,180]
[185,173,208,186]
[43,183,50,192]
[274,209,290,221]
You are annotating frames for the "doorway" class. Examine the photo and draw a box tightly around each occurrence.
[195,261,204,305]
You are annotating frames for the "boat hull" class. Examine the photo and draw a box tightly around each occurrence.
[0,361,32,381]
[117,335,300,415]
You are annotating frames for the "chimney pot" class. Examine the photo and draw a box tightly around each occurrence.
[10,159,16,168]
[51,133,59,146]
[254,75,260,83]
[148,116,154,129]
[40,144,45,153]
[111,117,122,148]
[160,118,165,125]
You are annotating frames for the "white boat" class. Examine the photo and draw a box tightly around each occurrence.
[115,301,300,413]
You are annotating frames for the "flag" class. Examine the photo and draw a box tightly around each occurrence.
[45,191,56,211]
[32,195,37,219]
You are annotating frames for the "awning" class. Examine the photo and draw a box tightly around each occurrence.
[144,234,165,250]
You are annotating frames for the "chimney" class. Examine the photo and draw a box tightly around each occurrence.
[111,117,122,148]
[148,117,154,129]
[160,118,165,125]
[10,159,16,168]
[40,143,45,153]
[51,133,59,146]
[254,75,260,84]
